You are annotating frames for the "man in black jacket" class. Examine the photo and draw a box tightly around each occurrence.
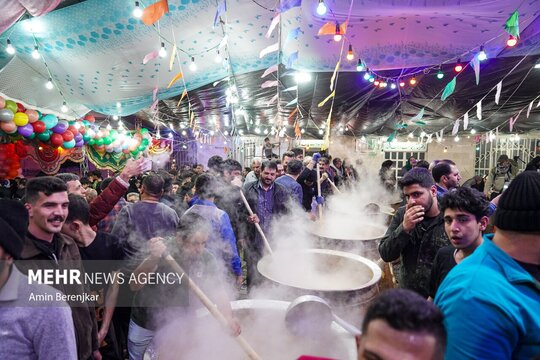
[379,168,450,298]
[243,160,290,288]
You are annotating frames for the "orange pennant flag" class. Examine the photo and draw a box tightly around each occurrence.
[294,121,301,138]
[142,0,169,25]
[318,20,348,35]
[167,71,183,88]
[288,107,299,120]
[177,89,188,107]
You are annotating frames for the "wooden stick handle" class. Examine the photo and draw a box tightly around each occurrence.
[316,165,323,219]
[239,190,273,255]
[327,179,341,194]
[164,255,263,360]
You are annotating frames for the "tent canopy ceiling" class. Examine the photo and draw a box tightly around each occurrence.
[0,0,539,136]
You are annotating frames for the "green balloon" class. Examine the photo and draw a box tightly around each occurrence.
[36,110,42,119]
[83,133,91,142]
[109,130,118,138]
[103,136,112,145]
[37,131,51,141]
[137,144,146,152]
[131,150,139,157]
[140,128,149,134]
[4,100,17,113]
[141,138,149,146]
[95,138,104,146]
[88,138,95,146]
[26,133,36,140]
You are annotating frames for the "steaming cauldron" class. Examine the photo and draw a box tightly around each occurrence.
[147,299,357,359]
[257,249,381,312]
[309,218,388,260]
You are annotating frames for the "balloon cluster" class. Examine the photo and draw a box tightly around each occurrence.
[0,143,22,179]
[0,96,151,157]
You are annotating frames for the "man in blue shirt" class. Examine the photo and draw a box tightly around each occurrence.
[431,161,461,199]
[185,174,243,286]
[275,159,303,205]
[435,171,540,359]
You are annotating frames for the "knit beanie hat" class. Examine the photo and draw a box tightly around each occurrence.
[0,199,29,259]
[493,171,540,232]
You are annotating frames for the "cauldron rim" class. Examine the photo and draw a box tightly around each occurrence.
[309,222,387,241]
[257,248,382,292]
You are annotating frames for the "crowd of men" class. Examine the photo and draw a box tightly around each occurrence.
[0,148,539,360]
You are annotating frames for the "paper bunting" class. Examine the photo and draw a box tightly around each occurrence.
[259,43,279,58]
[152,87,158,101]
[177,89,187,107]
[504,10,520,38]
[496,127,499,139]
[318,91,335,107]
[318,20,348,36]
[395,123,408,129]
[219,35,228,49]
[509,108,524,132]
[190,111,195,126]
[267,93,278,105]
[471,57,480,85]
[141,0,169,26]
[410,108,424,122]
[261,65,278,78]
[169,44,177,70]
[286,51,298,69]
[150,99,158,112]
[143,51,159,64]
[436,129,444,142]
[285,98,298,107]
[266,14,280,38]
[463,112,469,130]
[294,121,301,139]
[278,0,302,13]
[213,77,229,87]
[261,80,278,88]
[414,121,426,126]
[537,99,540,108]
[441,77,456,101]
[495,81,502,104]
[527,100,534,118]
[476,101,482,120]
[330,60,341,91]
[284,85,298,92]
[286,27,301,44]
[452,119,460,136]
[386,131,397,143]
[288,108,299,120]
[167,71,183,88]
[213,0,226,27]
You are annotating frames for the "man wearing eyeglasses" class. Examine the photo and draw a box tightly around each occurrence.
[379,168,450,298]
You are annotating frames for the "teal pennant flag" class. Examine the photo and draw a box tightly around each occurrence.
[441,77,457,101]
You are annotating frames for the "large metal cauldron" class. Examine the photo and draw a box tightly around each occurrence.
[309,217,388,261]
[257,249,381,310]
[148,299,357,359]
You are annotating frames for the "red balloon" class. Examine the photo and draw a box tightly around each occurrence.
[84,114,95,123]
[50,133,64,147]
[16,102,25,113]
[78,126,86,135]
[62,130,74,142]
[32,120,46,134]
[67,125,79,136]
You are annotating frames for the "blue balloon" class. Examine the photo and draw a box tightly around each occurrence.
[52,120,69,134]
[41,114,59,130]
[62,139,76,149]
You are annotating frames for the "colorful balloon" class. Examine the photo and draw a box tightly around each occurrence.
[0,121,17,134]
[4,100,17,113]
[41,114,59,130]
[67,125,79,136]
[63,139,76,149]
[52,120,69,134]
[25,109,39,123]
[13,112,29,126]
[32,121,46,134]
[17,123,34,137]
[62,130,74,142]
[74,133,83,143]
[50,133,64,147]
[87,138,95,146]
[37,130,52,141]
[0,109,14,122]
[75,140,85,148]
[0,96,5,109]
[84,114,95,123]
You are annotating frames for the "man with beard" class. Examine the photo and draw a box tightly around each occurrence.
[243,161,290,288]
[244,157,262,184]
[435,171,540,359]
[0,199,77,360]
[431,160,461,199]
[379,168,450,297]
[18,177,101,360]
[429,187,489,299]
[484,154,518,200]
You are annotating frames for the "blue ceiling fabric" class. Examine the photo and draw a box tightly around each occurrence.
[150,55,540,137]
[0,0,538,133]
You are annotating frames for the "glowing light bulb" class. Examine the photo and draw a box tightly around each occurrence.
[368,76,375,83]
[399,81,406,87]
[409,78,417,85]
[420,131,427,137]
[454,59,463,72]
[264,128,269,134]
[374,80,380,86]
[159,42,166,58]
[470,129,476,134]
[45,78,53,90]
[436,70,444,79]
[32,46,40,59]
[346,44,354,61]
[181,130,187,136]
[408,132,414,138]
[316,0,327,15]
[506,35,517,47]
[477,46,487,61]
[255,127,261,134]
[319,129,324,135]
[113,115,119,120]
[454,136,460,142]
[333,22,342,42]
[214,50,222,63]
[116,101,121,108]
[356,59,365,72]
[6,39,15,55]
[390,83,397,89]
[133,1,143,18]
[106,124,112,130]
[224,130,229,136]
[301,128,305,134]
[189,57,197,72]
[61,102,68,113]
[363,72,370,80]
